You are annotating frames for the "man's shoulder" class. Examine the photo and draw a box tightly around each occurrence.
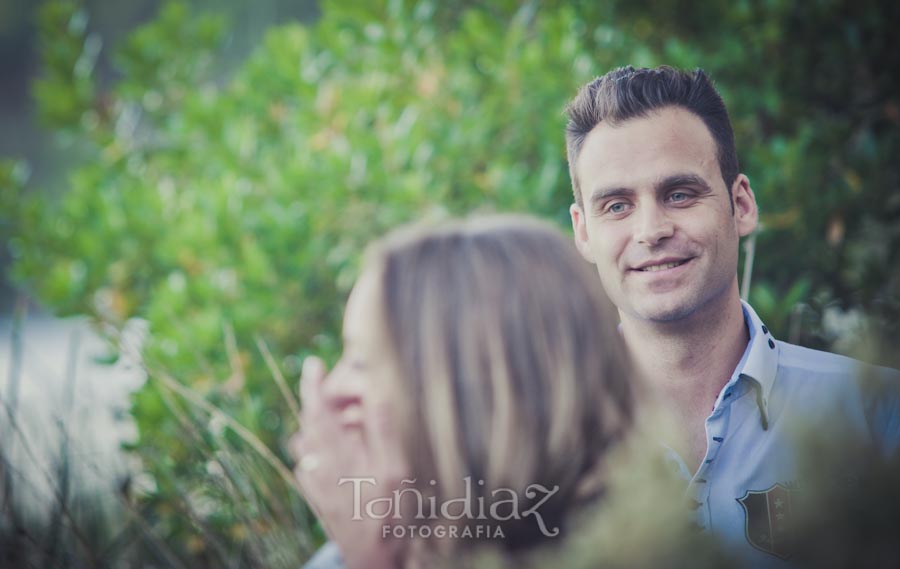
[775,339,899,382]
[773,340,900,452]
[773,340,900,421]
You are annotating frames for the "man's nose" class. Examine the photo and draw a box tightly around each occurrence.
[633,204,674,246]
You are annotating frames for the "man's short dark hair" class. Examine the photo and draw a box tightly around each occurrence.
[565,66,739,208]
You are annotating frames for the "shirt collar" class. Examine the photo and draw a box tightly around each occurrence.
[736,300,779,407]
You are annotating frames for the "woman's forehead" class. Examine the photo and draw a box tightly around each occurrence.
[342,269,382,344]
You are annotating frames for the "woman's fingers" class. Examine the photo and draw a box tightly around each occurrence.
[288,430,306,464]
[294,356,329,488]
[299,356,327,418]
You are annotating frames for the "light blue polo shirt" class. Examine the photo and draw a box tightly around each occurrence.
[666,301,900,567]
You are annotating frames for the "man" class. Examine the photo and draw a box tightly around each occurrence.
[565,65,900,566]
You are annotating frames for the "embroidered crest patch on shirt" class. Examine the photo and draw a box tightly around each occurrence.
[737,483,796,560]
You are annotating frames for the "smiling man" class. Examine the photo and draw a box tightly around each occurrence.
[565,66,900,566]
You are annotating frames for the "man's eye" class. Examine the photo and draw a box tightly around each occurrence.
[669,192,690,203]
[607,202,627,214]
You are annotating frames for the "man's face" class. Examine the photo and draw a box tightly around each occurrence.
[570,107,757,323]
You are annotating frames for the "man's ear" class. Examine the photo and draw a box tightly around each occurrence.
[732,174,759,237]
[570,202,595,263]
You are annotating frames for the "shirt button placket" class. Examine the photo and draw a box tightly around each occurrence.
[689,476,709,530]
[692,395,731,531]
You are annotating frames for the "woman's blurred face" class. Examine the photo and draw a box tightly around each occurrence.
[292,268,411,569]
[326,268,400,432]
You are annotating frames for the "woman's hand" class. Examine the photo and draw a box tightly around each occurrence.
[290,356,408,569]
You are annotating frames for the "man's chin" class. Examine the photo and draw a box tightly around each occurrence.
[628,298,699,323]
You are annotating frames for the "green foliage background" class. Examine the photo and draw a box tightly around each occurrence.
[2,0,898,566]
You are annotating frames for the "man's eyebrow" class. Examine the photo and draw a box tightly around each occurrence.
[656,173,713,193]
[588,186,634,207]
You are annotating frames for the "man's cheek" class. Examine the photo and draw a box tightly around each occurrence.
[596,272,620,298]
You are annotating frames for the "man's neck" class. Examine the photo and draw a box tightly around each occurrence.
[621,284,749,471]
[620,284,749,408]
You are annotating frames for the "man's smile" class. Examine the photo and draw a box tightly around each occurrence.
[629,257,695,273]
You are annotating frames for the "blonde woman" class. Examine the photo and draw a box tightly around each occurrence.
[291,215,635,569]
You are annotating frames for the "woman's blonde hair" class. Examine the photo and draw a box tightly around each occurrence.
[365,214,635,552]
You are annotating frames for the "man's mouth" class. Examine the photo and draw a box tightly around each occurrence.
[633,258,692,272]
